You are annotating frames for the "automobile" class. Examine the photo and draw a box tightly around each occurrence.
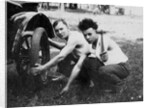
[7,1,55,91]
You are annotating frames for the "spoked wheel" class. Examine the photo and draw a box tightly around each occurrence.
[13,27,50,91]
[12,29,32,87]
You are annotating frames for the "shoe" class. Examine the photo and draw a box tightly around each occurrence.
[101,83,126,94]
[115,80,127,93]
[115,84,127,93]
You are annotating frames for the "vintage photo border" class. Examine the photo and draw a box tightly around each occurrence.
[0,0,148,108]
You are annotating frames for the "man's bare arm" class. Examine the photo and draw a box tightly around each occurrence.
[60,55,87,94]
[31,41,76,75]
[48,38,66,50]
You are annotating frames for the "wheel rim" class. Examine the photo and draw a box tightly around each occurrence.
[16,35,32,77]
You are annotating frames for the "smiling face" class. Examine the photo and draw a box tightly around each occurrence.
[54,21,69,39]
[82,28,98,44]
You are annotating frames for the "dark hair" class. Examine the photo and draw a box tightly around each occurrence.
[78,18,98,31]
[53,19,68,28]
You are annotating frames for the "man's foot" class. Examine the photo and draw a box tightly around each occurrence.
[52,75,65,81]
[115,80,127,93]
[115,84,127,93]
[102,84,127,94]
[89,80,94,88]
[70,60,76,65]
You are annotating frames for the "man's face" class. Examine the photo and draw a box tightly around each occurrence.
[82,28,98,44]
[54,22,69,39]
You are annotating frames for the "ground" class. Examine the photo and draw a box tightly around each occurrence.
[7,10,143,107]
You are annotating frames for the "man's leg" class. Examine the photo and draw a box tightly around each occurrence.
[58,53,77,77]
[80,57,104,86]
[81,58,130,92]
[98,63,130,85]
[96,63,130,93]
[52,53,77,81]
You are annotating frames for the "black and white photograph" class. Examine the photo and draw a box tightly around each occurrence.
[5,0,144,107]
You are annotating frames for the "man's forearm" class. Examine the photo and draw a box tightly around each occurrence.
[48,38,65,50]
[66,55,86,87]
[65,65,81,88]
[43,55,64,70]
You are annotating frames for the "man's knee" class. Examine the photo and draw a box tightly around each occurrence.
[84,57,91,63]
[98,66,107,74]
[83,57,100,66]
[82,57,91,67]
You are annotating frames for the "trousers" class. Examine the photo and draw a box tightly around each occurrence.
[81,57,130,85]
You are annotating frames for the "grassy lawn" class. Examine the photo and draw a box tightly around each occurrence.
[7,38,143,107]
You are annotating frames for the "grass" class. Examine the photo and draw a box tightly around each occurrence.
[7,38,143,107]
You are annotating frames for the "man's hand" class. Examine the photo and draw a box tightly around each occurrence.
[53,85,69,99]
[100,51,108,62]
[30,64,44,76]
[60,85,69,95]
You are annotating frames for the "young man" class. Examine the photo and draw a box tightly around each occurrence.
[78,18,130,92]
[31,19,91,94]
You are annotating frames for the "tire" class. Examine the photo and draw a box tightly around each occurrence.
[30,27,50,91]
[30,27,50,66]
